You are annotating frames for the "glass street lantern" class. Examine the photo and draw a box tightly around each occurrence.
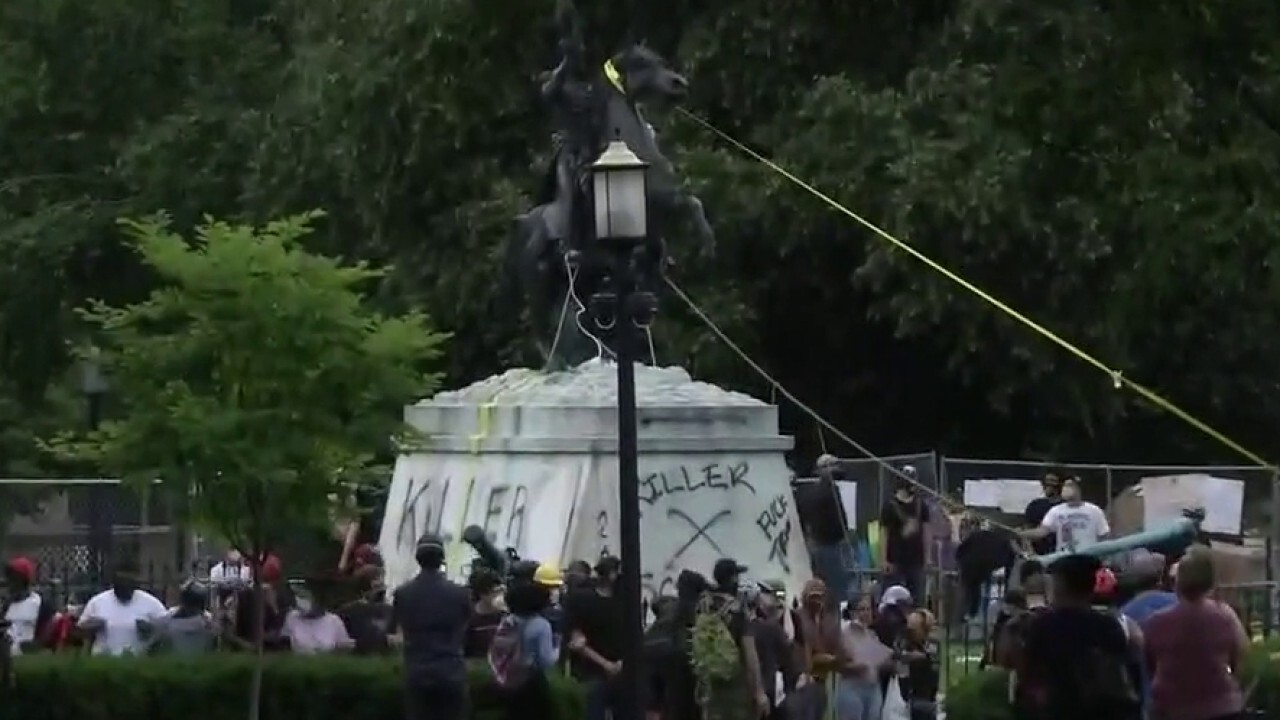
[591,139,649,241]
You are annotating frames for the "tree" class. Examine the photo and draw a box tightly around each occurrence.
[7,0,1280,474]
[53,212,445,720]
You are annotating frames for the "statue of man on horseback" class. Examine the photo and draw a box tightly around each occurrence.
[507,2,715,369]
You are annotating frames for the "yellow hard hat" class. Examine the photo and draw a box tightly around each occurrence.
[533,563,564,587]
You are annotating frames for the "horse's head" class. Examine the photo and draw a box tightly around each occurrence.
[608,44,688,104]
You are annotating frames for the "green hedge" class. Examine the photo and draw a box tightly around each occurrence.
[945,637,1280,720]
[1,654,586,720]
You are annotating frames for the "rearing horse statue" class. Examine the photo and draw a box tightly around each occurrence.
[507,27,715,369]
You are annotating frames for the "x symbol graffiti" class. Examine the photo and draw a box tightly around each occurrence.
[666,508,731,570]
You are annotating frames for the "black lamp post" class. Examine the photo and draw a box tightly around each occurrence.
[590,138,654,720]
[81,351,111,585]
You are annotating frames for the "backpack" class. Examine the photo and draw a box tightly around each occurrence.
[487,615,532,690]
[993,606,1044,670]
[1056,611,1141,712]
[689,592,742,685]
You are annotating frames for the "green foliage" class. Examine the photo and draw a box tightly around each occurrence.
[945,637,1280,720]
[2,654,586,720]
[690,592,743,685]
[48,213,445,556]
[3,0,1280,467]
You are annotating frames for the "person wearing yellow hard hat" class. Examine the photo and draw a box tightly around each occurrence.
[533,563,565,588]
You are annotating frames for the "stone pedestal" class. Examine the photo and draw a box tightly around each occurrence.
[378,360,811,601]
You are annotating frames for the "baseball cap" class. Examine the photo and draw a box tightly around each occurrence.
[712,558,748,586]
[4,556,35,582]
[416,532,445,551]
[594,556,621,575]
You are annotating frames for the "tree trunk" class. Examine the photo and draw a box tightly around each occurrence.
[247,561,266,720]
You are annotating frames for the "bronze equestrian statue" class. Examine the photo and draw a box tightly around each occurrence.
[507,2,715,369]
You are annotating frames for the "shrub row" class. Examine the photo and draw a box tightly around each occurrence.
[1,654,586,720]
[944,637,1280,720]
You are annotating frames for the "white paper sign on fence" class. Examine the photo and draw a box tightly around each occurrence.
[1141,473,1244,535]
[963,478,1043,514]
[835,481,858,531]
[963,480,1000,508]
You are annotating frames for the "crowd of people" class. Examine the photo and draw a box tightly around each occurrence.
[1,465,1264,720]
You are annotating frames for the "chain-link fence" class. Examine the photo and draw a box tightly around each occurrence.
[0,478,190,604]
[835,451,939,528]
[941,457,1273,530]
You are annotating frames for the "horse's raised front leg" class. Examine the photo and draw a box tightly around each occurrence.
[649,187,716,258]
[681,193,715,255]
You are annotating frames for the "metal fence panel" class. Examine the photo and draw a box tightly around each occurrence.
[0,478,188,603]
[837,451,939,529]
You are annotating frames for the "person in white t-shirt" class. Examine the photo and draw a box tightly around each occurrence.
[1020,476,1110,553]
[209,550,253,589]
[77,563,167,656]
[3,556,53,656]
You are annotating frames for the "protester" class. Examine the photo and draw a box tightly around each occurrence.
[1144,547,1248,720]
[955,517,1019,620]
[879,468,930,601]
[1020,476,1110,553]
[229,554,289,651]
[838,595,888,720]
[749,583,799,720]
[644,595,681,720]
[494,563,562,720]
[151,580,216,656]
[391,532,473,720]
[281,580,354,654]
[564,560,594,592]
[1016,553,1141,720]
[464,568,506,658]
[564,556,625,720]
[3,556,53,656]
[798,454,854,601]
[209,549,253,595]
[1021,472,1065,556]
[692,559,769,720]
[77,561,167,656]
[336,485,384,574]
[1120,553,1176,624]
[660,570,709,720]
[339,565,393,655]
[897,610,940,720]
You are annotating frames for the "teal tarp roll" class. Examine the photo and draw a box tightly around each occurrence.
[1033,517,1198,567]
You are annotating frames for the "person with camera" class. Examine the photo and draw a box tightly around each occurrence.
[391,532,472,720]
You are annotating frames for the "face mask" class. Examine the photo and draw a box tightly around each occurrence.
[295,597,314,615]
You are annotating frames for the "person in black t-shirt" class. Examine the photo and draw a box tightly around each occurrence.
[1019,554,1141,720]
[564,557,624,720]
[463,569,505,658]
[390,533,472,720]
[879,470,930,601]
[1022,473,1064,556]
[339,566,392,655]
[797,454,853,601]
